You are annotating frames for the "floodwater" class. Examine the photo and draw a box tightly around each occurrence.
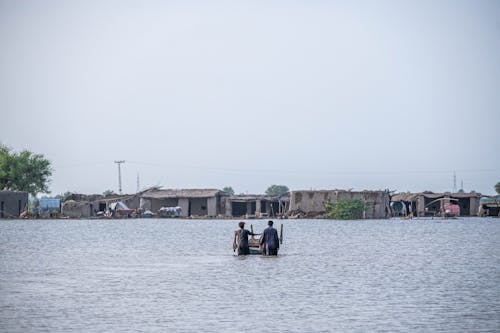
[1,218,499,333]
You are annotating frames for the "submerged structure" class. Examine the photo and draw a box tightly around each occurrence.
[288,189,391,219]
[60,188,228,218]
[0,190,28,218]
[61,193,140,218]
[391,192,481,217]
[139,188,227,217]
[54,186,491,219]
[224,194,289,218]
[38,198,61,217]
[478,195,500,217]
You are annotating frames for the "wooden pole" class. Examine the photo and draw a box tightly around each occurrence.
[280,224,283,244]
[233,232,237,252]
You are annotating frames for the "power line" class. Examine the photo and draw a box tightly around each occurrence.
[53,159,498,178]
[125,161,498,177]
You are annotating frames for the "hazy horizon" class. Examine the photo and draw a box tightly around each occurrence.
[1,0,499,196]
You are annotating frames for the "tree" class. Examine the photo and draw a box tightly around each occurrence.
[222,186,235,196]
[325,199,365,220]
[103,189,116,196]
[54,191,74,201]
[495,182,500,195]
[0,144,52,196]
[265,185,290,196]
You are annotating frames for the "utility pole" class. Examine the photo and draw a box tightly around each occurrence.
[453,170,457,193]
[136,172,140,193]
[114,160,125,194]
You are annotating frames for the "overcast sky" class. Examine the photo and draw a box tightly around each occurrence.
[1,0,499,196]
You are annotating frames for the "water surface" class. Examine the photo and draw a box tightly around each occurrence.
[1,218,499,332]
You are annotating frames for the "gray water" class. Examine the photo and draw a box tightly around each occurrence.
[0,218,499,333]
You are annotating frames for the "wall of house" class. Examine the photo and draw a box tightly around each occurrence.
[352,191,390,219]
[122,197,140,210]
[150,198,179,212]
[189,198,208,216]
[62,201,92,218]
[288,190,390,219]
[140,198,151,211]
[207,197,217,216]
[0,191,28,218]
[219,196,226,216]
[469,197,480,216]
[224,197,232,216]
[178,198,189,217]
[289,191,325,213]
[416,196,426,217]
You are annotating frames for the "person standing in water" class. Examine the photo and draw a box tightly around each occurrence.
[260,220,280,255]
[233,221,259,255]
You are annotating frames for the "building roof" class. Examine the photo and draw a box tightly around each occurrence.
[228,194,281,201]
[290,189,388,194]
[392,192,481,201]
[0,190,28,195]
[480,195,500,204]
[141,189,222,199]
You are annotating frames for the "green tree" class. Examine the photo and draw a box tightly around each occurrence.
[222,186,235,196]
[265,185,289,196]
[325,199,366,220]
[103,189,116,196]
[54,191,74,201]
[495,182,500,195]
[0,144,52,196]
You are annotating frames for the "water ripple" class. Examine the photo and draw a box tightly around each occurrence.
[1,218,499,332]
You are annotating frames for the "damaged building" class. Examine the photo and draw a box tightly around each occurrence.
[139,188,227,217]
[61,193,139,218]
[288,190,391,219]
[0,190,28,218]
[391,192,481,217]
[224,194,289,218]
[478,195,500,217]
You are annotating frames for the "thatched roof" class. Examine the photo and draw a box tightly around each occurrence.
[141,189,222,199]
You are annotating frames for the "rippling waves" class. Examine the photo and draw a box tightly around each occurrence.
[1,218,499,332]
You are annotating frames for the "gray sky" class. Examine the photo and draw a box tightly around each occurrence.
[1,0,499,195]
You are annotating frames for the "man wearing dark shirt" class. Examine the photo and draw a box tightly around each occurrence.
[233,221,258,255]
[260,220,280,255]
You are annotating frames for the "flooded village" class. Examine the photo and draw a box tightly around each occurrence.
[1,187,498,219]
[2,2,500,332]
